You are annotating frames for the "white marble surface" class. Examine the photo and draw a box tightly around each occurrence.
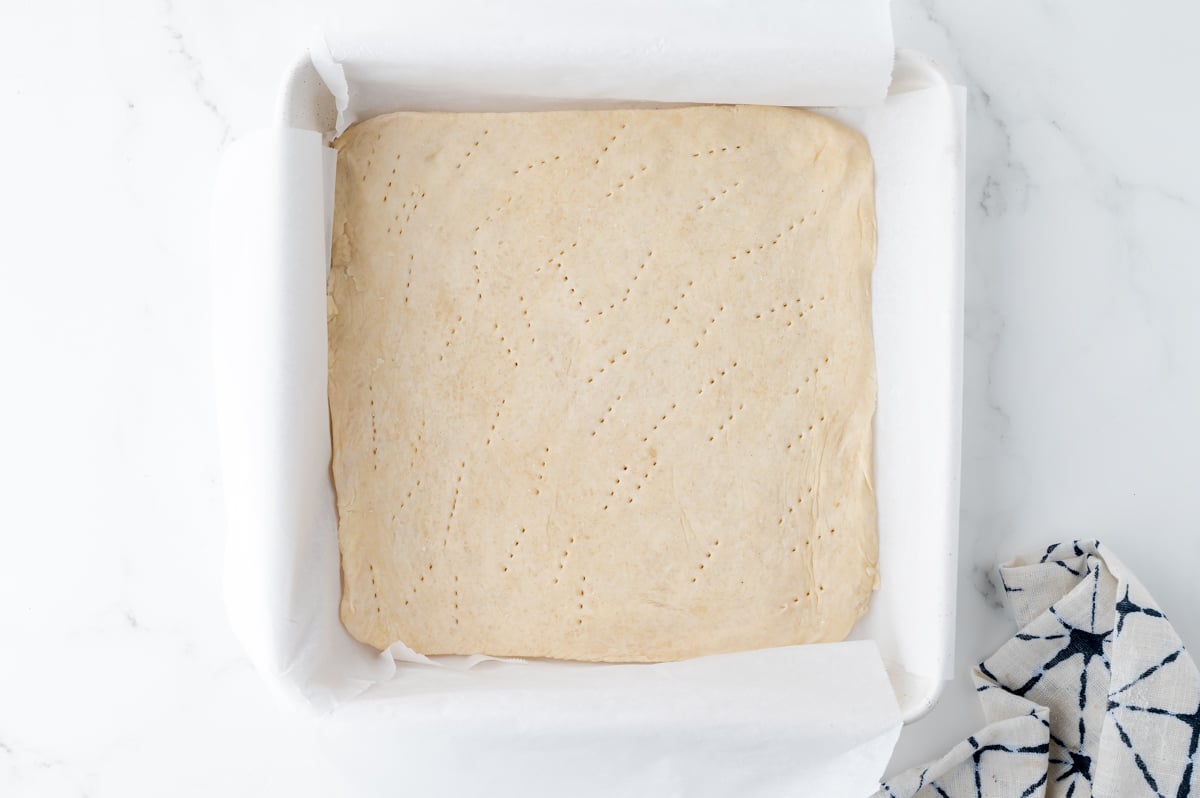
[2,1,1198,794]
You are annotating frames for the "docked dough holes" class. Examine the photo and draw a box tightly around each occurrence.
[329,105,878,662]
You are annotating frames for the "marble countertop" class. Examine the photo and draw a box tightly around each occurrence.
[3,1,1197,793]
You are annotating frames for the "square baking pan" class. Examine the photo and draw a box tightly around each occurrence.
[211,32,962,789]
[253,45,962,720]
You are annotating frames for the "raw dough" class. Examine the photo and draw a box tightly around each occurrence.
[329,105,878,662]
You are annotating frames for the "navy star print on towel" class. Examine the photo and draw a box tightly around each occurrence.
[876,540,1200,798]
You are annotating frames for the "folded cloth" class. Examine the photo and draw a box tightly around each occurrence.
[877,540,1200,798]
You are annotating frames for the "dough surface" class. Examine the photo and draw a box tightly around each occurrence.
[329,105,878,662]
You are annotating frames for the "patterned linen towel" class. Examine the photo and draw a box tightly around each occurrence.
[877,541,1200,798]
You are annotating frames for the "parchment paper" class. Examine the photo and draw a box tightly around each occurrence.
[210,5,962,794]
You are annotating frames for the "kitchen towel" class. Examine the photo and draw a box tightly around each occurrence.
[877,540,1199,797]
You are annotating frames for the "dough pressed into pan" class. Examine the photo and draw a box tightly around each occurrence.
[329,105,878,662]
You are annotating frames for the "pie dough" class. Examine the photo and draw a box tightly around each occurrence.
[329,105,878,662]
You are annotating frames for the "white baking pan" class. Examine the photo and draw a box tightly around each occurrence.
[260,46,963,723]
